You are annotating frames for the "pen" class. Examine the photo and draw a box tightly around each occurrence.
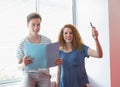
[90,22,94,28]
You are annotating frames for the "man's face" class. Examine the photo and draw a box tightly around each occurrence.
[27,18,41,35]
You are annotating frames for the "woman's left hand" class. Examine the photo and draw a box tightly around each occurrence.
[92,27,98,39]
[55,58,62,65]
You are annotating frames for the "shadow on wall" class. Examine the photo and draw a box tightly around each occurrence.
[88,76,99,87]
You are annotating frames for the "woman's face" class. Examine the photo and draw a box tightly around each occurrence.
[27,18,41,35]
[63,27,73,44]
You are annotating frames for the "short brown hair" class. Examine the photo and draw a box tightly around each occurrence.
[27,13,42,23]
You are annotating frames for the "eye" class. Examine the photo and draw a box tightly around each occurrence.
[70,32,73,34]
[64,32,68,34]
[32,23,35,27]
[37,23,40,26]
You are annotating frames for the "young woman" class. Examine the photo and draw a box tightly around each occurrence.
[56,24,103,87]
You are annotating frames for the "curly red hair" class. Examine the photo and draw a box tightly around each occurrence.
[58,24,83,50]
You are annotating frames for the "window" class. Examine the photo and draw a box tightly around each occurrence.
[0,0,73,86]
[38,0,73,42]
[0,0,36,85]
[37,0,73,81]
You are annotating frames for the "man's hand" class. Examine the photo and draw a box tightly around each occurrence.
[23,56,33,66]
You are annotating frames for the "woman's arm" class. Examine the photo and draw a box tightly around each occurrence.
[56,65,61,87]
[88,27,103,58]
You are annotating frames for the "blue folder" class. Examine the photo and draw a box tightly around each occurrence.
[25,42,60,71]
[25,43,47,71]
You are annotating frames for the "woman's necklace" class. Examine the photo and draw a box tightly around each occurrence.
[64,46,72,53]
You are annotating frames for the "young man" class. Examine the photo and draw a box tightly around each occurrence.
[16,13,51,87]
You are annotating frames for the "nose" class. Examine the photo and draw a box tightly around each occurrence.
[67,33,71,37]
[34,25,38,29]
[34,25,40,30]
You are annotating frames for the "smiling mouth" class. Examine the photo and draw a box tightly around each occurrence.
[66,38,72,40]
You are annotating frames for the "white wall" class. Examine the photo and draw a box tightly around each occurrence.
[76,0,110,87]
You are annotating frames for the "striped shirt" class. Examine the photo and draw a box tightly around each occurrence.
[16,35,51,59]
